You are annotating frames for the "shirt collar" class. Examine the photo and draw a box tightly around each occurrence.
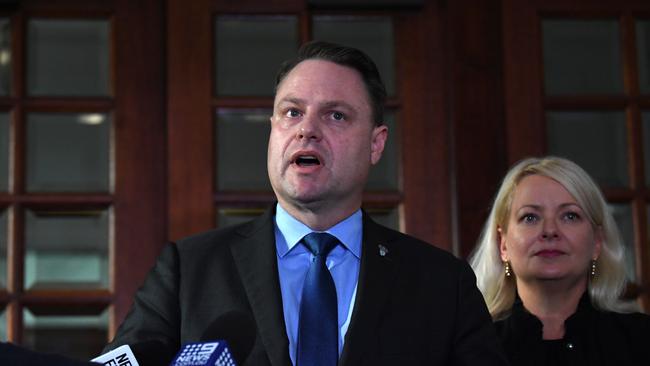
[274,202,362,259]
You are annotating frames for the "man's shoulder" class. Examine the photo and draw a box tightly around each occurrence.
[366,219,463,269]
[173,213,272,253]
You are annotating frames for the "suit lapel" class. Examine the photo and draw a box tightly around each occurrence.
[230,208,292,366]
[339,214,398,366]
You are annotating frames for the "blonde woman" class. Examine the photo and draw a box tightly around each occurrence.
[470,156,650,365]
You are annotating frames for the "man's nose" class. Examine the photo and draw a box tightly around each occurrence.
[296,115,322,141]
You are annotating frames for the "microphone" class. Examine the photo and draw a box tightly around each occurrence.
[168,311,256,366]
[169,341,235,366]
[0,341,100,366]
[95,340,176,366]
[92,344,139,365]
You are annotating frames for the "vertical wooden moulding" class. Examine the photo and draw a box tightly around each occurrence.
[447,0,509,257]
[6,9,24,343]
[299,9,311,44]
[395,1,452,251]
[112,0,167,334]
[621,13,650,310]
[167,0,215,241]
[502,0,546,162]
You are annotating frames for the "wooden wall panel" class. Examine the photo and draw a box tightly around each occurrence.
[167,0,215,241]
[113,0,167,332]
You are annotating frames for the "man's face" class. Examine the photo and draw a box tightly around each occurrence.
[268,59,387,216]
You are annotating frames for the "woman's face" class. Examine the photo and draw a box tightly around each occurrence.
[499,174,601,284]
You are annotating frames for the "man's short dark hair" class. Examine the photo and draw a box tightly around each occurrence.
[275,41,387,126]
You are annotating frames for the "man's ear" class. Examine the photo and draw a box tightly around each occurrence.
[370,124,388,165]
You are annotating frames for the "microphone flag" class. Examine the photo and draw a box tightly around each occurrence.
[92,344,140,366]
[169,341,236,366]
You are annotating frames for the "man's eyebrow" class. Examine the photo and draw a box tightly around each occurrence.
[275,97,358,113]
[276,96,305,106]
[321,100,356,111]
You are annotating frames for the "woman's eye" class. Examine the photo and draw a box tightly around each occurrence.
[332,111,345,121]
[564,212,580,221]
[521,214,537,224]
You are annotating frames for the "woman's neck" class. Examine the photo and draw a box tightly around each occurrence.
[516,277,587,340]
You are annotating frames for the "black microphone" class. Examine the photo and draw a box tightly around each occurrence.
[0,341,100,366]
[167,311,257,366]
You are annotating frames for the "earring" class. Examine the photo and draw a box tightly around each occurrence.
[590,259,597,277]
[504,260,512,277]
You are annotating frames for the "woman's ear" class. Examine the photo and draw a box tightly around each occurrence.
[498,226,508,262]
[593,225,603,260]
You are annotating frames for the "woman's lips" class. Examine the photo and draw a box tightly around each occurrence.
[535,249,564,258]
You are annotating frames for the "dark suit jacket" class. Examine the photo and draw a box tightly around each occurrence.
[106,208,507,365]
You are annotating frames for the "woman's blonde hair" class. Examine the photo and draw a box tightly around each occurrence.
[469,156,635,319]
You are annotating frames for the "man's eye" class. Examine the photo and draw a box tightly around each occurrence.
[332,111,345,121]
[286,109,300,117]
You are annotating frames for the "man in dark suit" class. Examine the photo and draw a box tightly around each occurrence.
[105,41,507,365]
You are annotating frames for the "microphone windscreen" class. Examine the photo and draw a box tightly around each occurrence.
[199,311,256,364]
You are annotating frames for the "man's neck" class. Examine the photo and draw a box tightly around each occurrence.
[277,200,361,231]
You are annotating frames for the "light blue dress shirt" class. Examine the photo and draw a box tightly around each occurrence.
[274,203,362,366]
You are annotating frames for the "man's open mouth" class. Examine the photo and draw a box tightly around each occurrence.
[294,155,321,166]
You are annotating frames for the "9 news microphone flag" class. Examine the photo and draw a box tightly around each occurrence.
[169,340,236,366]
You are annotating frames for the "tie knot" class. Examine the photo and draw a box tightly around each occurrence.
[302,232,339,257]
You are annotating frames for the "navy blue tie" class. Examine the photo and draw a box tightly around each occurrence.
[297,232,339,366]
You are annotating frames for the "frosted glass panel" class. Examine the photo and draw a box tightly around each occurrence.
[26,113,110,192]
[542,20,622,95]
[638,20,650,95]
[217,208,264,228]
[215,110,271,190]
[0,112,8,192]
[0,18,11,95]
[546,111,628,187]
[215,16,297,96]
[609,204,635,281]
[366,112,398,190]
[23,308,108,360]
[24,209,109,289]
[27,19,109,96]
[313,16,395,96]
[367,207,400,232]
[0,309,6,342]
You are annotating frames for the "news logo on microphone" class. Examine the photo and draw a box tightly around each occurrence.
[170,341,236,366]
[91,345,140,366]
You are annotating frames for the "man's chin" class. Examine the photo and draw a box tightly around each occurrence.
[287,194,326,208]
[274,188,328,210]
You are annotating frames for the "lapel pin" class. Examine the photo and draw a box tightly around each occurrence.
[378,244,388,257]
